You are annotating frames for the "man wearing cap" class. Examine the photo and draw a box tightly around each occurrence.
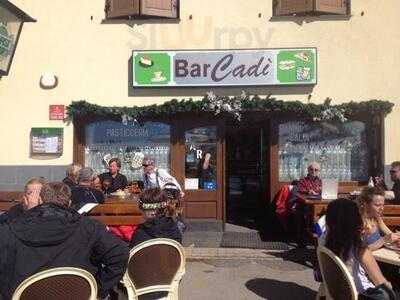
[71,167,105,210]
[142,157,184,198]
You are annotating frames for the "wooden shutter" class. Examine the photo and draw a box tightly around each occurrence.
[274,0,313,16]
[315,0,348,15]
[105,0,139,19]
[140,0,178,18]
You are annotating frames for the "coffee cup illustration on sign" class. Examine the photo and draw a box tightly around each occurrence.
[151,71,167,82]
[139,55,153,67]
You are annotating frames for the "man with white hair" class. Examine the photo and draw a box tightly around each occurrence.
[142,157,184,198]
[298,161,322,195]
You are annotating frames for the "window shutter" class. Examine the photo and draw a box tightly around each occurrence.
[274,0,313,16]
[140,0,178,18]
[315,0,348,15]
[105,0,139,19]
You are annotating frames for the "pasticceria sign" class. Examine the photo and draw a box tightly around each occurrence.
[132,48,317,87]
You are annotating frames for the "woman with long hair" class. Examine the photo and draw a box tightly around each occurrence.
[324,199,392,293]
[130,188,182,247]
[358,187,400,250]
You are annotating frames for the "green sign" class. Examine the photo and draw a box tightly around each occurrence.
[0,22,13,59]
[132,48,317,87]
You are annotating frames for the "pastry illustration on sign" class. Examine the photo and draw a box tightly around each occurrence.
[294,51,310,62]
[139,55,153,67]
[278,60,296,70]
[151,71,167,82]
[296,67,311,81]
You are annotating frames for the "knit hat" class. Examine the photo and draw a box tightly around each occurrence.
[78,167,95,182]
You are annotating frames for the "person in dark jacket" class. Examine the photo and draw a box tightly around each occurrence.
[71,167,105,210]
[62,163,82,188]
[130,188,182,247]
[0,182,129,300]
[0,177,45,225]
[99,158,128,194]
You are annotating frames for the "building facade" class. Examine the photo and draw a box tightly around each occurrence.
[1,0,399,225]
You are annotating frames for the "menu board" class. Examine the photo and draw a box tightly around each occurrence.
[278,121,369,182]
[31,128,63,154]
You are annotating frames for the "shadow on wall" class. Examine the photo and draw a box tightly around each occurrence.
[246,278,317,300]
[127,57,315,98]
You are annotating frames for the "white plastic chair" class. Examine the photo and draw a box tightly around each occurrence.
[316,246,358,300]
[121,238,186,300]
[12,267,97,300]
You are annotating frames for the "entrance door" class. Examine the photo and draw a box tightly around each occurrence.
[172,118,225,221]
[226,124,268,230]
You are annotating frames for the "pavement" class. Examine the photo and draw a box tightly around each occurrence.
[179,246,319,300]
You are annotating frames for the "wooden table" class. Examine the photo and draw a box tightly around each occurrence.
[373,247,400,267]
[0,194,144,226]
[89,194,143,225]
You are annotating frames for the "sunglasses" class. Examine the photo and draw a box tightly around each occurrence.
[142,164,150,167]
[390,169,399,173]
[310,168,320,171]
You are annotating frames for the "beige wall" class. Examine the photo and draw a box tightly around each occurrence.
[1,0,399,165]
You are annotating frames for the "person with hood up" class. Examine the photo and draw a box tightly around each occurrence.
[0,182,129,300]
[130,188,182,248]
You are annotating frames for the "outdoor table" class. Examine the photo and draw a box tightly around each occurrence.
[0,193,144,226]
[373,247,400,267]
[297,193,351,224]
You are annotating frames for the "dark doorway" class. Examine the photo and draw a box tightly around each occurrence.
[226,125,268,231]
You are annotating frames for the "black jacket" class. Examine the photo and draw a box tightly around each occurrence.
[71,185,105,210]
[0,203,24,225]
[130,216,182,248]
[0,203,129,299]
[99,172,128,193]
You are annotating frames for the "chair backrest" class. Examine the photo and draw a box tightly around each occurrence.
[124,238,186,299]
[12,267,98,300]
[317,246,358,300]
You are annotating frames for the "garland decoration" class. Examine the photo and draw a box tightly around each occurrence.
[67,92,394,123]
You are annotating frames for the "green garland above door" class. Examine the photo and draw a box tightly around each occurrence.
[67,91,394,124]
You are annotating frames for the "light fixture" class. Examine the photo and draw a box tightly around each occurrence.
[40,72,58,89]
[0,1,35,76]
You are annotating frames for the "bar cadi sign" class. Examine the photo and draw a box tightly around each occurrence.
[132,48,316,87]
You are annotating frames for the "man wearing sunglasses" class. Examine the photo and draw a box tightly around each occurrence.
[298,161,322,196]
[142,157,184,198]
[375,161,400,203]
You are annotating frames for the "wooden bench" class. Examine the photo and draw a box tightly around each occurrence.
[382,205,400,229]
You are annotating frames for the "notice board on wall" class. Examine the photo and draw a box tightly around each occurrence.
[30,128,63,155]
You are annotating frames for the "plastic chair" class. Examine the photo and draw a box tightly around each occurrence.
[316,246,358,300]
[121,238,186,300]
[12,267,97,300]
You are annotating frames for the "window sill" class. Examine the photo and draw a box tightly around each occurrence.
[270,14,351,22]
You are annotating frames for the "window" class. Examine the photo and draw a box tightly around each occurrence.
[85,120,171,181]
[273,0,349,16]
[184,126,217,190]
[105,0,178,19]
[278,121,369,182]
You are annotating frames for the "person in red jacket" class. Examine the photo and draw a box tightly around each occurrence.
[298,162,322,195]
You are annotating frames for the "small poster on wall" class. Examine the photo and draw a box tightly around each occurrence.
[185,178,199,190]
[31,128,63,155]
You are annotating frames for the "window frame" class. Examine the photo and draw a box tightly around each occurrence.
[273,0,351,17]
